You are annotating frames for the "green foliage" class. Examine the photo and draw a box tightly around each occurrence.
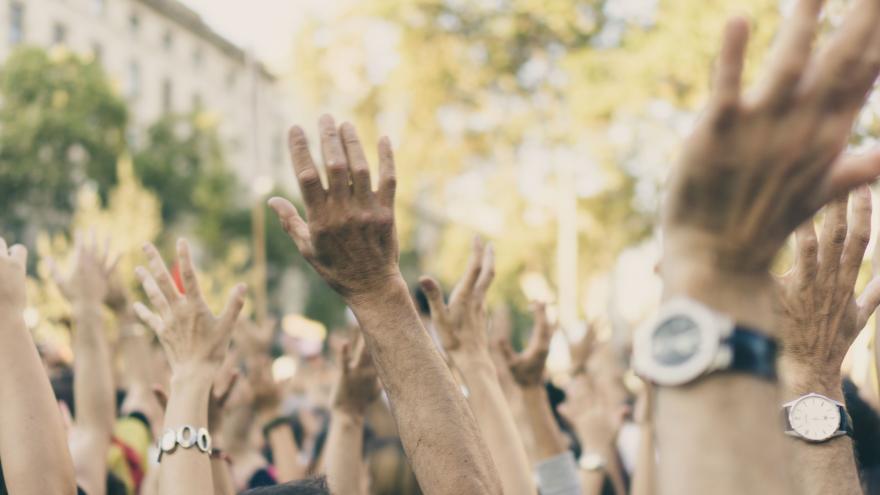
[0,47,127,235]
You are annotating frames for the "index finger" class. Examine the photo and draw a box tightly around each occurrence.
[143,243,182,304]
[288,126,326,208]
[840,186,872,289]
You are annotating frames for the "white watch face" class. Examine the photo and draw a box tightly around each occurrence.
[789,395,841,442]
[651,315,703,366]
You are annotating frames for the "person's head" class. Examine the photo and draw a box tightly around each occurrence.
[241,477,329,495]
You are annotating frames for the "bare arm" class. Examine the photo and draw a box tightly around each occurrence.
[630,384,655,495]
[420,238,536,495]
[653,0,880,491]
[53,235,117,495]
[0,241,76,495]
[134,240,246,495]
[326,337,379,495]
[776,191,880,495]
[268,116,502,495]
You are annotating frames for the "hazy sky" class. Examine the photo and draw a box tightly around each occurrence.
[177,0,339,72]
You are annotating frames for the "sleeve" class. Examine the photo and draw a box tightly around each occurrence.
[534,451,583,495]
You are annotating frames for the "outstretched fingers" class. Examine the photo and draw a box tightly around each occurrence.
[377,137,396,208]
[857,276,880,328]
[795,219,819,283]
[824,150,880,202]
[708,17,750,128]
[176,239,205,302]
[143,243,181,304]
[288,126,326,208]
[840,186,872,289]
[135,266,172,321]
[817,196,849,279]
[473,243,496,302]
[753,0,823,105]
[449,237,485,306]
[268,197,313,257]
[133,301,165,336]
[319,115,351,201]
[218,284,248,330]
[340,123,373,202]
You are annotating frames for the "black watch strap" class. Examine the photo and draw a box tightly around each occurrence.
[724,327,777,381]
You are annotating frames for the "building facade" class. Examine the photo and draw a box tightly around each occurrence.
[0,0,288,186]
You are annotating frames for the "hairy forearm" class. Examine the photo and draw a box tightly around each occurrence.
[657,262,792,495]
[159,368,214,495]
[780,368,861,495]
[521,385,568,461]
[347,276,502,495]
[326,409,367,495]
[457,355,535,495]
[630,424,655,495]
[0,311,77,495]
[268,422,305,483]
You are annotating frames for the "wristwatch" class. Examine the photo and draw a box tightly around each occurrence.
[783,393,853,442]
[633,297,777,386]
[578,452,606,472]
[157,425,212,462]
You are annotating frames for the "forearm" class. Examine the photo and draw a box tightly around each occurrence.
[326,409,367,495]
[657,261,792,495]
[268,422,305,483]
[211,458,236,495]
[780,368,861,495]
[457,355,535,495]
[630,424,655,495]
[347,276,502,495]
[521,385,568,461]
[159,368,214,495]
[72,303,116,433]
[0,311,77,495]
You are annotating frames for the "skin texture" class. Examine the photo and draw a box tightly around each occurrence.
[498,303,568,461]
[559,375,627,495]
[630,382,656,495]
[326,335,380,495]
[776,190,880,495]
[268,116,503,495]
[657,1,880,493]
[420,238,536,495]
[52,233,118,495]
[134,239,246,495]
[0,240,77,495]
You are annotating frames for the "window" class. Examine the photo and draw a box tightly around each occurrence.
[9,2,24,45]
[52,22,67,46]
[129,13,140,34]
[127,61,141,99]
[161,78,173,113]
[162,30,173,51]
[91,0,106,16]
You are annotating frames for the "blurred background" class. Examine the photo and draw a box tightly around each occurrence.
[2,0,879,382]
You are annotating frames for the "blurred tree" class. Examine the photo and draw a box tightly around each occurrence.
[0,47,128,238]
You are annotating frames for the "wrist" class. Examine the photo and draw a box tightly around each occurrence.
[170,363,217,388]
[660,253,776,334]
[779,359,844,402]
[345,271,407,309]
[451,349,494,371]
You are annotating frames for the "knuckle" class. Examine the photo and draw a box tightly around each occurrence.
[381,175,397,190]
[297,168,322,187]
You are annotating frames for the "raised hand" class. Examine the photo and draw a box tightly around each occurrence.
[664,4,880,301]
[569,320,600,375]
[270,116,503,494]
[419,237,495,363]
[332,334,381,415]
[0,238,28,313]
[51,232,118,306]
[268,115,398,298]
[499,302,554,387]
[777,188,880,389]
[133,240,246,375]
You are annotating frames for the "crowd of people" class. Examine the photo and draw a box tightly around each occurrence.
[7,1,880,494]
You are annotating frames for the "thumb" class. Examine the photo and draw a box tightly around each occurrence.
[419,276,447,317]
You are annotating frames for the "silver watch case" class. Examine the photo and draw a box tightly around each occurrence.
[633,297,734,386]
[783,393,847,443]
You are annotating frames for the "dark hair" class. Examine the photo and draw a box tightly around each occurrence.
[241,477,329,495]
